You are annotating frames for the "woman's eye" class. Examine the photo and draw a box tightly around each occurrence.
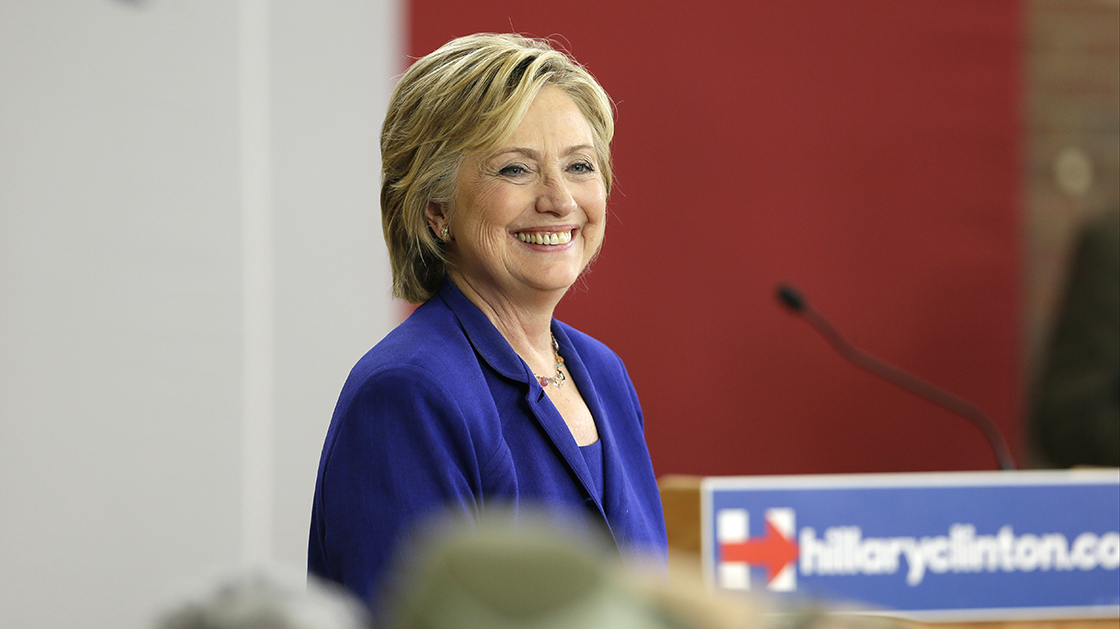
[499,164,527,177]
[569,161,595,174]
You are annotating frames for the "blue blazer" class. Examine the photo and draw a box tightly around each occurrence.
[308,280,668,608]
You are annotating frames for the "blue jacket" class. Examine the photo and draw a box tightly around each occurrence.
[308,280,668,608]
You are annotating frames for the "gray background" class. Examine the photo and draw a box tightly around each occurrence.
[0,1,400,626]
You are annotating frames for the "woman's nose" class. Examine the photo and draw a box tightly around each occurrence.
[536,173,577,215]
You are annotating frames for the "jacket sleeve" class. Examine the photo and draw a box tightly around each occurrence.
[309,363,487,609]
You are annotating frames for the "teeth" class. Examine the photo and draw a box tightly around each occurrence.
[516,231,572,245]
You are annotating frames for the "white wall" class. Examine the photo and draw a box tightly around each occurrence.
[0,1,400,626]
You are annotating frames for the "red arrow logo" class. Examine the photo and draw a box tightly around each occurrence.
[719,519,799,583]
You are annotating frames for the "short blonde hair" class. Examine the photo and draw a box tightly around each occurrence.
[381,33,615,304]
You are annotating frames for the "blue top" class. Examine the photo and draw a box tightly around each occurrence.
[308,280,668,610]
[580,439,604,500]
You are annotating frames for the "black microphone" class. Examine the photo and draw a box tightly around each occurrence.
[776,283,1016,471]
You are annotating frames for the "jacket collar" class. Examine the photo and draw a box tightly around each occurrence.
[435,278,535,384]
[434,278,617,529]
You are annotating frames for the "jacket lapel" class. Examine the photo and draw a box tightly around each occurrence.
[436,281,603,517]
[552,325,618,527]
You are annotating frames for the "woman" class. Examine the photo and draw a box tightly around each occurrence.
[308,33,668,609]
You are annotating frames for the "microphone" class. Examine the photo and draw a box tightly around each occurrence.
[776,283,1016,471]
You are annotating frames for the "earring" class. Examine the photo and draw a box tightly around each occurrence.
[440,225,450,242]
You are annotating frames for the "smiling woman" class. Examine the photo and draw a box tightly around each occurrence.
[308,33,668,615]
[436,86,607,325]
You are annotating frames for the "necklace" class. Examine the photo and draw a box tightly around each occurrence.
[535,333,566,388]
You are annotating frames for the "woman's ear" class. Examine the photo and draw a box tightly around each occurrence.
[425,201,450,242]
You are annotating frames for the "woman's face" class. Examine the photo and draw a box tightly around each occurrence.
[441,85,607,306]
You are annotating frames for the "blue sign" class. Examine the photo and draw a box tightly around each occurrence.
[701,470,1120,621]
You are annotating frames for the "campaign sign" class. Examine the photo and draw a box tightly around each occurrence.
[701,470,1120,621]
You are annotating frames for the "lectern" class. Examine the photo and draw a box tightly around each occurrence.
[659,471,1120,629]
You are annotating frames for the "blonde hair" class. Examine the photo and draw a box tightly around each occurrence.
[381,33,615,303]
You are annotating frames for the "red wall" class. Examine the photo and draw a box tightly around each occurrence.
[409,1,1024,475]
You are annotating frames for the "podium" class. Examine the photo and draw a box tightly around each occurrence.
[659,473,1120,629]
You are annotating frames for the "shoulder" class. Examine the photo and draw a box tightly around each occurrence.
[554,321,646,425]
[330,299,488,435]
[322,300,504,467]
[347,298,472,387]
[555,321,628,375]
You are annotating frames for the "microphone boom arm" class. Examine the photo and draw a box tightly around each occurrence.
[780,285,1016,471]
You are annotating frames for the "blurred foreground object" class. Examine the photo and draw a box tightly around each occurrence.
[1032,210,1120,468]
[155,568,371,629]
[382,512,765,629]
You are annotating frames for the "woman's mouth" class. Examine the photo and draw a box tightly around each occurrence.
[515,230,573,246]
